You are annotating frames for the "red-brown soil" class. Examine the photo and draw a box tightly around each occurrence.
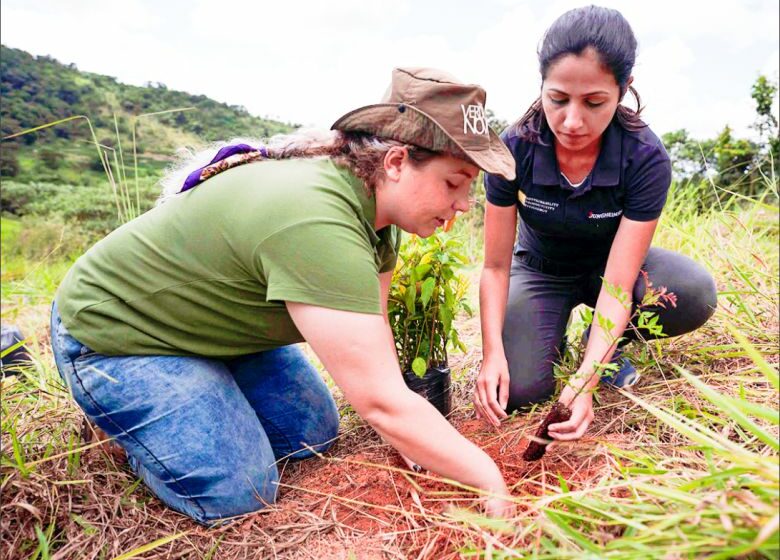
[232,410,617,558]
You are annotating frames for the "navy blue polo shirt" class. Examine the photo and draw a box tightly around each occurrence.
[485,118,671,269]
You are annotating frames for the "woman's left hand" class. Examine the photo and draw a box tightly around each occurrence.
[547,385,594,441]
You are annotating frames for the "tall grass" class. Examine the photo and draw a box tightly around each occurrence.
[464,173,779,558]
[2,108,192,225]
[0,119,777,557]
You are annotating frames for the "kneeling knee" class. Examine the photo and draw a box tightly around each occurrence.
[195,464,280,525]
[289,400,340,459]
[506,380,556,413]
[680,271,718,331]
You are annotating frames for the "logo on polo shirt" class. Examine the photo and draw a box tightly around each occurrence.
[588,209,623,219]
[461,103,489,135]
[518,190,559,213]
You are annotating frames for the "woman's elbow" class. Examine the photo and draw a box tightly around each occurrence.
[358,389,417,432]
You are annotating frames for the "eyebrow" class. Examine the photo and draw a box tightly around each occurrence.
[548,88,610,96]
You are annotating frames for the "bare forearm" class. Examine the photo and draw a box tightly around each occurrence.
[367,392,506,493]
[285,301,507,498]
[479,266,509,360]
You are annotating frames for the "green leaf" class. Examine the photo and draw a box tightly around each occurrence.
[451,251,470,264]
[579,307,594,327]
[71,514,98,536]
[444,284,455,309]
[676,366,779,449]
[439,306,453,334]
[543,509,601,553]
[413,264,432,278]
[420,277,435,309]
[601,277,631,310]
[595,312,616,335]
[404,283,415,314]
[412,357,427,378]
[10,423,30,478]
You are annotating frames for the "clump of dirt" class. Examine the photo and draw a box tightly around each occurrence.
[522,402,572,461]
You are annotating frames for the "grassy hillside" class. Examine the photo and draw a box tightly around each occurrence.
[0,44,297,185]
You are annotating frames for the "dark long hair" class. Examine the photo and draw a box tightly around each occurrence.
[514,5,646,143]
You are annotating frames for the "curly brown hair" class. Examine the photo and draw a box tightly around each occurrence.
[159,129,441,202]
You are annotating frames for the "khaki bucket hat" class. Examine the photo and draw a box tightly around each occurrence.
[331,67,516,181]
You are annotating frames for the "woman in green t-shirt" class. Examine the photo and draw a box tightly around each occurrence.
[51,67,517,524]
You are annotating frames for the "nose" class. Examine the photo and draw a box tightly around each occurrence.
[562,104,584,132]
[453,192,471,213]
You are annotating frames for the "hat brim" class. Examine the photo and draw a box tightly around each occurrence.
[332,103,516,181]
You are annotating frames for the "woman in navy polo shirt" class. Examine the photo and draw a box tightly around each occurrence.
[473,6,717,441]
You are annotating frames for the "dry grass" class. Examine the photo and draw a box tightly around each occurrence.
[2,199,778,559]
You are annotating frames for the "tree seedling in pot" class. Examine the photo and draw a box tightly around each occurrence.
[388,229,472,416]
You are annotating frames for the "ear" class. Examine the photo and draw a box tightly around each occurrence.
[383,146,408,183]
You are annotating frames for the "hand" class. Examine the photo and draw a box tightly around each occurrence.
[481,477,515,518]
[473,355,510,427]
[548,385,594,442]
[484,494,516,518]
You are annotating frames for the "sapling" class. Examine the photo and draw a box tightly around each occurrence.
[388,230,471,375]
[523,272,677,461]
[387,230,472,415]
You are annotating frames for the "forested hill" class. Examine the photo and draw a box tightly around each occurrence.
[0,44,297,149]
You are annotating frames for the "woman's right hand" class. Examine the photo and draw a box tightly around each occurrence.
[484,493,516,518]
[473,354,510,427]
[480,473,515,517]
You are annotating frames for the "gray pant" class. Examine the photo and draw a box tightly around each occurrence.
[502,247,717,410]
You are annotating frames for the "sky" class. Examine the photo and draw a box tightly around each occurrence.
[2,0,778,140]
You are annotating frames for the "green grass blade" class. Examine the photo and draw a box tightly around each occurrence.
[632,482,702,506]
[10,423,31,478]
[676,367,779,450]
[543,509,602,553]
[725,321,780,389]
[622,391,742,455]
[33,524,52,560]
[0,338,27,359]
[110,532,189,560]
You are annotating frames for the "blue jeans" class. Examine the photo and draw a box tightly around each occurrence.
[50,302,340,525]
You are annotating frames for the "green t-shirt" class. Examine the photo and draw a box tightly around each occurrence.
[56,158,400,357]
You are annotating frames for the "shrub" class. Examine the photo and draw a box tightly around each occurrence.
[2,215,92,261]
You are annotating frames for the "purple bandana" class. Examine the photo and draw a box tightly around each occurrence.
[180,143,269,192]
